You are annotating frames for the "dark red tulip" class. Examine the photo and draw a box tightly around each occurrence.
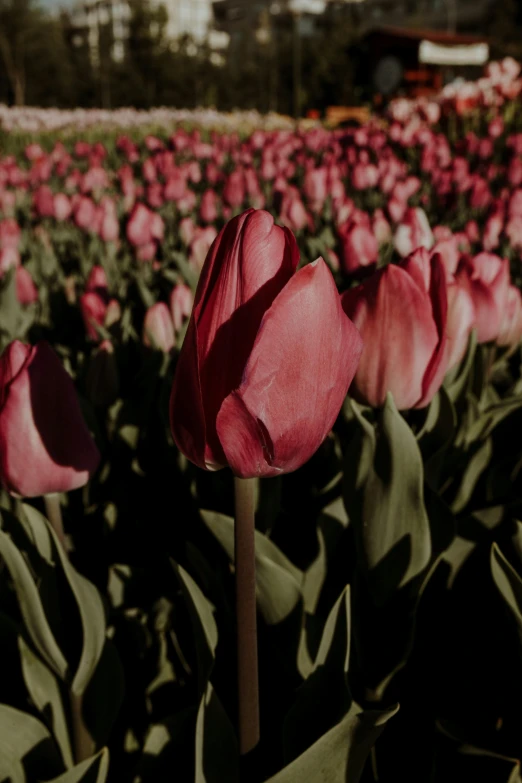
[170,209,362,478]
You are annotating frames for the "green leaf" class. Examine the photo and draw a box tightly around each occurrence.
[0,526,69,682]
[201,510,303,624]
[491,543,522,635]
[351,393,431,605]
[464,397,522,446]
[195,683,239,783]
[82,641,125,750]
[301,528,327,616]
[44,748,109,783]
[450,438,493,514]
[444,330,477,404]
[23,505,106,696]
[267,703,399,783]
[286,587,352,760]
[19,636,74,769]
[0,704,62,783]
[174,562,218,691]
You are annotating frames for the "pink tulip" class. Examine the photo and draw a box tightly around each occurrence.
[498,286,522,348]
[342,251,448,409]
[0,340,100,497]
[170,284,193,332]
[200,189,218,224]
[80,292,108,341]
[457,253,510,343]
[445,277,476,370]
[15,267,38,306]
[143,303,175,353]
[394,208,434,258]
[54,193,72,222]
[304,167,328,213]
[189,227,218,272]
[170,208,362,477]
[223,170,245,209]
[338,221,378,275]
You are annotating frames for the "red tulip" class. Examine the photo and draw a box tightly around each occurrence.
[143,303,175,353]
[170,208,362,477]
[457,253,510,343]
[0,341,100,497]
[342,251,448,409]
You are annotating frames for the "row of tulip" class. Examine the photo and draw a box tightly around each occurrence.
[1,60,522,782]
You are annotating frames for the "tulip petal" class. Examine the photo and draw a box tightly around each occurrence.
[195,210,299,465]
[416,254,449,408]
[216,258,362,478]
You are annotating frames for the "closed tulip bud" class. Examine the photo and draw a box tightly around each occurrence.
[304,167,328,213]
[200,189,218,224]
[179,217,196,246]
[394,208,434,258]
[86,265,108,295]
[0,218,21,251]
[0,247,20,274]
[143,303,175,353]
[86,340,119,407]
[74,196,97,232]
[342,251,448,410]
[170,284,193,332]
[15,267,38,306]
[170,208,362,477]
[498,285,522,349]
[338,221,378,275]
[483,211,504,252]
[33,186,55,218]
[189,227,218,272]
[80,292,107,341]
[0,340,100,497]
[54,193,72,222]
[105,299,121,329]
[457,253,510,343]
[223,170,245,209]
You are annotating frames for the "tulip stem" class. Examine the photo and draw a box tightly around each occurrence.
[234,476,260,756]
[44,494,68,553]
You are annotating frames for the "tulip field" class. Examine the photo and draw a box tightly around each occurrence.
[3,57,522,782]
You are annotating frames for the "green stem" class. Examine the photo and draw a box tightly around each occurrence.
[234,476,260,755]
[44,494,68,553]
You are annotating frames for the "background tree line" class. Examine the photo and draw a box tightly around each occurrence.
[0,0,520,114]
